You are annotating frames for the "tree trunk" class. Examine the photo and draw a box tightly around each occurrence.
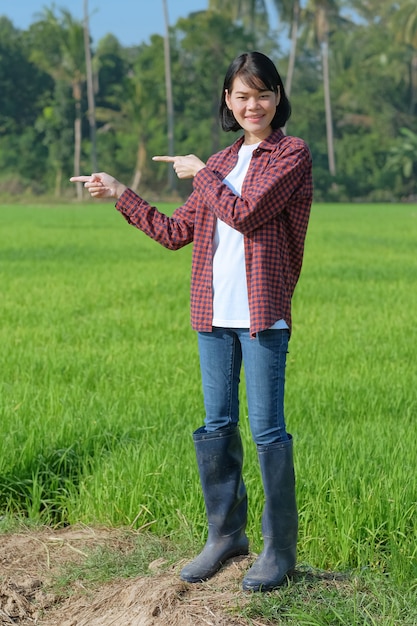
[54,167,62,198]
[162,0,175,191]
[322,40,336,176]
[84,0,98,172]
[410,52,417,116]
[285,0,300,98]
[73,81,83,199]
[131,139,147,192]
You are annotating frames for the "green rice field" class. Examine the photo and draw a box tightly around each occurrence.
[1,201,416,622]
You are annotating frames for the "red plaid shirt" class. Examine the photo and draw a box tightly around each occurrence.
[116,128,313,336]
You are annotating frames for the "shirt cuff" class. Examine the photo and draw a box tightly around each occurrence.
[115,187,141,217]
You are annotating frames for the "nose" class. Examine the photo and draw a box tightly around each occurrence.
[247,97,260,109]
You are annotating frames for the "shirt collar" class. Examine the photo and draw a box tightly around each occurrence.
[229,128,285,154]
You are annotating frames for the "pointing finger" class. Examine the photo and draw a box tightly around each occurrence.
[70,176,93,182]
[152,156,176,163]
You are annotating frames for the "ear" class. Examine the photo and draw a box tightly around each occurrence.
[225,89,232,110]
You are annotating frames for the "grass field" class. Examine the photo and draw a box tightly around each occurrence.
[1,201,416,624]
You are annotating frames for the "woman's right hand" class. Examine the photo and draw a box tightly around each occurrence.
[152,154,205,179]
[70,173,127,199]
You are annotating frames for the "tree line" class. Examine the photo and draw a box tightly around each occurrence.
[0,0,416,202]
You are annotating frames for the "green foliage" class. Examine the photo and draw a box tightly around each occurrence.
[0,19,52,134]
[0,4,416,199]
[385,127,417,197]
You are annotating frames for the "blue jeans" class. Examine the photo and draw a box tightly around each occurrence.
[197,328,290,445]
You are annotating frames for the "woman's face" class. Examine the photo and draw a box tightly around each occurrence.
[225,75,280,144]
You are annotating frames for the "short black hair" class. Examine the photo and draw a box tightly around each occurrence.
[219,51,291,132]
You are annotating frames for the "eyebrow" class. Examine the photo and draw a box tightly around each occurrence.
[234,88,271,95]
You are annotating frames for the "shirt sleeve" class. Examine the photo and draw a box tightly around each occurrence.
[115,187,196,250]
[192,137,312,235]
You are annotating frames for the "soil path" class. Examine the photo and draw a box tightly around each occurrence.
[0,526,262,626]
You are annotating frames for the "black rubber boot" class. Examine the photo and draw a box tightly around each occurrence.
[180,425,249,583]
[242,435,298,592]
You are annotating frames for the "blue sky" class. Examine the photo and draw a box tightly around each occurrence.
[1,0,210,47]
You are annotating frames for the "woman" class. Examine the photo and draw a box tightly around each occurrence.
[71,51,313,592]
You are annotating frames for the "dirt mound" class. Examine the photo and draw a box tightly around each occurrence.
[0,526,258,626]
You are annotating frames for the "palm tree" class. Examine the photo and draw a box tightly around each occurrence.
[393,0,417,115]
[92,33,150,193]
[30,8,86,197]
[271,0,301,98]
[84,0,98,172]
[208,0,269,45]
[162,0,175,190]
[303,0,339,176]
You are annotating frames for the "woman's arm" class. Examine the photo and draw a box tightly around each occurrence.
[193,138,312,234]
[70,170,197,251]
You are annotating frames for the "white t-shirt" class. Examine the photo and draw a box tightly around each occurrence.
[212,142,288,330]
